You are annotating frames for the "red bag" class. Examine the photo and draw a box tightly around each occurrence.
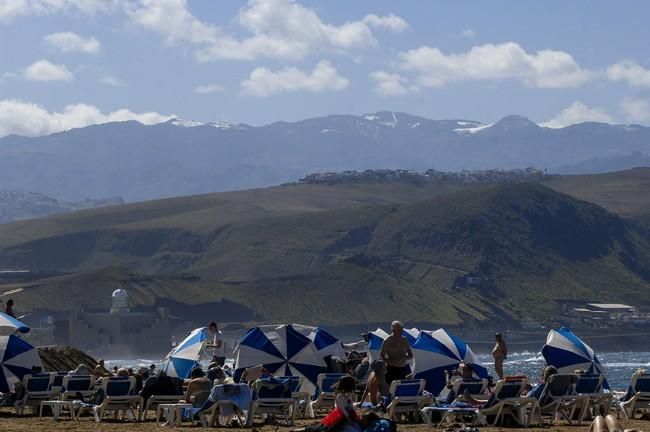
[321,407,346,427]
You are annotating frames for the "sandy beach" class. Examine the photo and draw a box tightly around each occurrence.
[0,408,648,432]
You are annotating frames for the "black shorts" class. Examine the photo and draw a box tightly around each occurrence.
[385,365,408,384]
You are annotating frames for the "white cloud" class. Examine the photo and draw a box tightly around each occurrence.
[460,28,475,39]
[0,0,120,22]
[126,0,407,62]
[241,60,349,97]
[607,61,650,88]
[397,42,591,88]
[44,32,100,54]
[540,101,612,128]
[620,97,650,124]
[0,99,174,137]
[100,76,125,86]
[23,60,74,82]
[194,83,225,94]
[362,14,409,33]
[370,70,415,96]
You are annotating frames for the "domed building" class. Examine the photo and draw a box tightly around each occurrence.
[55,288,171,356]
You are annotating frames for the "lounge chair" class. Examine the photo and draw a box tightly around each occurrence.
[92,376,141,422]
[619,372,650,419]
[310,373,345,415]
[197,383,251,427]
[477,378,539,427]
[537,373,579,424]
[386,379,431,422]
[15,373,53,415]
[48,372,67,397]
[60,375,95,401]
[572,373,612,422]
[138,376,184,421]
[247,377,296,426]
[277,375,313,418]
[451,378,488,400]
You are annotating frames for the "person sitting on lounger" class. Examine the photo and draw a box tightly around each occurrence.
[360,359,390,407]
[380,321,413,384]
[443,362,477,403]
[183,367,212,406]
[94,359,112,378]
[140,370,182,403]
[526,365,557,399]
[69,363,93,376]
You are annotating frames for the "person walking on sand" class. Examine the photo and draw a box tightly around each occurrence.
[492,332,508,380]
[5,299,16,318]
[380,321,413,384]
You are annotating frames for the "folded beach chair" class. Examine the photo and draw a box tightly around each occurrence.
[247,377,296,426]
[537,373,579,424]
[386,379,431,422]
[310,373,345,415]
[139,377,184,421]
[60,375,96,401]
[92,376,141,422]
[15,373,53,415]
[619,372,650,419]
[477,378,539,427]
[573,373,611,422]
[198,383,251,427]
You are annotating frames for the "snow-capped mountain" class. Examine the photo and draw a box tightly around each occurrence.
[0,111,648,202]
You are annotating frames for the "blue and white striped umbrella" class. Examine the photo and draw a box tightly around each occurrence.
[234,324,326,394]
[542,327,608,387]
[367,327,420,362]
[292,324,346,360]
[0,312,29,336]
[162,327,207,379]
[412,329,488,395]
[0,335,43,392]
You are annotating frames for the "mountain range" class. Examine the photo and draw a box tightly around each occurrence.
[1,169,649,329]
[1,112,649,202]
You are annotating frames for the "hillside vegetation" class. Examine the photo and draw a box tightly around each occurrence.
[1,173,649,328]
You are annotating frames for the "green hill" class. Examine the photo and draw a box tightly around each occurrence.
[1,177,649,328]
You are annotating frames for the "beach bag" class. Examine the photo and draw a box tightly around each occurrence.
[322,407,347,428]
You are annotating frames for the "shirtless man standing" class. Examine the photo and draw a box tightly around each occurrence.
[379,321,413,384]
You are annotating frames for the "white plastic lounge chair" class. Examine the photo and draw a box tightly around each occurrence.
[310,373,345,415]
[477,378,539,427]
[537,373,579,424]
[138,376,184,421]
[277,375,313,419]
[60,375,95,401]
[572,373,611,423]
[619,372,650,419]
[92,376,141,422]
[386,379,431,422]
[247,378,296,426]
[15,373,53,415]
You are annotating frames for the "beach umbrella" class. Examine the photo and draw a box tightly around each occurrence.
[233,324,326,394]
[162,327,207,379]
[292,324,346,360]
[411,329,488,395]
[0,312,30,336]
[542,327,608,387]
[367,327,420,362]
[0,334,43,392]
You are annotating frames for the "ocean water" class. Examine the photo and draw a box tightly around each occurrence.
[105,351,650,392]
[475,351,650,391]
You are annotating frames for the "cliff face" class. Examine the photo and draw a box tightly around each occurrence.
[38,346,98,372]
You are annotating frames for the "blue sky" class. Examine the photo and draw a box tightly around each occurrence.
[1,0,650,136]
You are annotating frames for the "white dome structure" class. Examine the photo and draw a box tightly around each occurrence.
[110,288,130,314]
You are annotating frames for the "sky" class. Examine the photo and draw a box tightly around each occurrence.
[1,0,650,137]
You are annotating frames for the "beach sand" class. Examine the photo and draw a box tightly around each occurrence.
[1,409,648,432]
